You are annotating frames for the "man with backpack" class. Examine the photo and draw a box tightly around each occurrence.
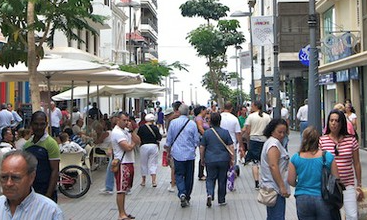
[23,111,60,203]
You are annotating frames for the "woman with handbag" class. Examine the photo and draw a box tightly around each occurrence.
[259,118,290,220]
[319,109,363,220]
[137,113,162,187]
[288,126,339,219]
[200,112,234,207]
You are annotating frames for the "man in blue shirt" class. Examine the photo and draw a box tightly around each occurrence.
[0,150,63,219]
[166,104,200,208]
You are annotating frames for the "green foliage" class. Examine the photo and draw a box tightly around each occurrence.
[119,61,188,85]
[0,0,105,68]
[180,0,229,22]
[180,0,245,106]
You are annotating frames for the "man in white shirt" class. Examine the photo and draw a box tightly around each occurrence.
[111,112,140,220]
[296,99,308,139]
[49,102,62,137]
[220,102,244,179]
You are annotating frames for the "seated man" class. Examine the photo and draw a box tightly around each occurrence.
[59,132,86,154]
[64,128,87,149]
[0,150,63,219]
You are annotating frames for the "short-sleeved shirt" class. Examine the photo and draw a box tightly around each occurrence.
[220,112,241,145]
[319,135,359,187]
[0,189,63,220]
[23,133,60,160]
[238,115,247,128]
[156,111,164,124]
[200,127,233,163]
[245,111,271,142]
[291,151,334,196]
[137,124,162,145]
[260,136,290,194]
[111,125,134,163]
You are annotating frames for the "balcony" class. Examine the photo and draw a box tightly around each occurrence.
[141,0,157,16]
[141,18,158,41]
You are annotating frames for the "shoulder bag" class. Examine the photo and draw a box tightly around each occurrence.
[211,128,238,191]
[321,151,345,209]
[146,124,156,138]
[111,151,126,173]
[257,186,278,207]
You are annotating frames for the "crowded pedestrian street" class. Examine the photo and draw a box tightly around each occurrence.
[58,130,367,220]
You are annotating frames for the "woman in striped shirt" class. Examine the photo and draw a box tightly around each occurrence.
[319,109,363,220]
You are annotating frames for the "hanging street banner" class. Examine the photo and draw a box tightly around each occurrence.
[239,51,251,69]
[251,16,274,46]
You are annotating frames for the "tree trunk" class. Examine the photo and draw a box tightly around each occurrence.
[27,1,41,112]
[208,64,224,109]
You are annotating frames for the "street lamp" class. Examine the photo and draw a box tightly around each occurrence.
[170,76,177,105]
[272,0,281,118]
[173,79,180,102]
[195,87,198,105]
[230,8,255,103]
[116,0,140,64]
[308,0,321,132]
[190,83,193,105]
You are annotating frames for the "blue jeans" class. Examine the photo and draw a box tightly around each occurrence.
[206,161,229,203]
[299,121,308,140]
[296,195,334,220]
[174,159,195,200]
[105,157,114,191]
[267,194,286,220]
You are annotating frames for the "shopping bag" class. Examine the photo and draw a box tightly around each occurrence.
[358,188,367,220]
[227,166,235,191]
[162,151,168,167]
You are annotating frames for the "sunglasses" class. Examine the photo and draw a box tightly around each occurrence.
[334,144,339,156]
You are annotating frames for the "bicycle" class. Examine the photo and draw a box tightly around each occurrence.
[58,164,91,198]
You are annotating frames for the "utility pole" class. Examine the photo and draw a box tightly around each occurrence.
[272,0,281,118]
[260,0,266,111]
[308,0,321,132]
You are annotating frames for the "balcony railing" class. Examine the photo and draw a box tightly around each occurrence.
[141,18,158,33]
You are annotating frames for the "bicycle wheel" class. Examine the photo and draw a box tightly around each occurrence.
[59,165,91,198]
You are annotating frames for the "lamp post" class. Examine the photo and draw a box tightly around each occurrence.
[230,53,240,105]
[195,87,197,105]
[308,0,321,132]
[190,83,193,105]
[116,0,140,64]
[170,76,177,105]
[272,0,281,118]
[173,79,180,102]
[230,9,254,103]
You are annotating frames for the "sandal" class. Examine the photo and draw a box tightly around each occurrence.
[152,182,157,187]
[127,214,135,219]
[140,183,145,187]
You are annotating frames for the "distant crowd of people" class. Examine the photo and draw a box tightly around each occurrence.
[0,98,364,220]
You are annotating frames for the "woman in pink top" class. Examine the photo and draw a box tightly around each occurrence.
[319,109,363,220]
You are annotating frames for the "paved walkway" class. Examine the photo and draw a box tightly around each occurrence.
[59,131,367,220]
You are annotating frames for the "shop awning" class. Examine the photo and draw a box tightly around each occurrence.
[319,51,367,74]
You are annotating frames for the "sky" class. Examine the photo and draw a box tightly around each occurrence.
[157,0,251,107]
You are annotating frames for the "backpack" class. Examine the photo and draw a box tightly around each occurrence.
[25,145,52,196]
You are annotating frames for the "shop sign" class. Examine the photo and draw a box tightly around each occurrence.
[336,70,349,82]
[299,45,310,66]
[319,72,336,85]
[350,67,359,80]
[320,32,358,62]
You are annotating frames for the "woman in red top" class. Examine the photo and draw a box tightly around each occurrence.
[319,109,363,220]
